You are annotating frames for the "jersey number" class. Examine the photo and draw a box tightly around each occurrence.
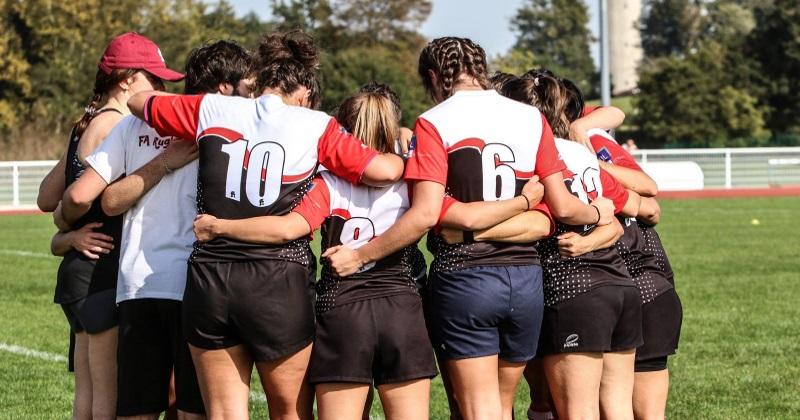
[220,140,285,207]
[565,167,602,204]
[339,217,376,272]
[481,143,517,201]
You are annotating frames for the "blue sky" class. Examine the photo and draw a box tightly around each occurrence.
[227,0,601,63]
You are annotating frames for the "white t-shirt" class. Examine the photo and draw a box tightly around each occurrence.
[86,115,198,303]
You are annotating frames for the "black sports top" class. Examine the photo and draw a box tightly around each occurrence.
[54,109,123,304]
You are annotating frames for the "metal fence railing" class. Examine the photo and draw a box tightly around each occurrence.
[1,147,799,209]
[632,147,800,189]
[0,160,58,208]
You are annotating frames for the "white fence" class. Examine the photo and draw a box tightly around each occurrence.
[1,147,800,208]
[632,147,800,189]
[0,160,57,208]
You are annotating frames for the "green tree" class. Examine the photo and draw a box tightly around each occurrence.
[633,42,768,148]
[745,0,800,135]
[640,0,705,58]
[510,0,596,96]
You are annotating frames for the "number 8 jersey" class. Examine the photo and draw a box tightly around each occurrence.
[144,93,379,263]
[404,90,566,272]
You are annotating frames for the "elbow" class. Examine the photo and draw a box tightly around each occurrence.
[363,155,403,186]
[37,196,57,213]
[640,207,661,226]
[553,206,575,222]
[64,189,92,211]
[100,194,124,217]
[640,180,659,198]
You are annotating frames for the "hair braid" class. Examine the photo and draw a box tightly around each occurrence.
[74,68,137,138]
[418,37,490,101]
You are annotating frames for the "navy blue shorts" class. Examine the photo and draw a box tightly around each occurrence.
[428,265,544,362]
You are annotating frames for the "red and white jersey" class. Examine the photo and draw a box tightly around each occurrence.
[404,89,566,272]
[588,129,674,302]
[536,138,633,306]
[293,171,425,313]
[145,93,378,263]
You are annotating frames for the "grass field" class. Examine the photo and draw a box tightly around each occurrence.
[1,196,799,419]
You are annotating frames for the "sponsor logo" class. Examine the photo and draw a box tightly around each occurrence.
[563,334,579,349]
[596,147,613,163]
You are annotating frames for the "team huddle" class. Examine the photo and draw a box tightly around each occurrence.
[37,30,682,420]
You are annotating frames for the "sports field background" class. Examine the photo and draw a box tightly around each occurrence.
[1,197,798,419]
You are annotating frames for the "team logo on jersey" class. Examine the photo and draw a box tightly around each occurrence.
[563,334,580,349]
[596,147,613,163]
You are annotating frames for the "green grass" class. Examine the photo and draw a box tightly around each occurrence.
[1,197,799,418]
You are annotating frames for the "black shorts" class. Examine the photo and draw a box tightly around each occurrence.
[117,299,204,416]
[309,293,438,385]
[60,288,118,334]
[539,285,643,355]
[184,260,315,361]
[635,288,682,370]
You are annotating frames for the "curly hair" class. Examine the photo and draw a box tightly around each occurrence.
[252,30,320,97]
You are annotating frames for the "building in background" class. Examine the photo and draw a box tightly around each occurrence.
[609,0,643,95]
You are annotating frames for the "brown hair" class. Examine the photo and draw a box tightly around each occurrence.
[502,74,571,138]
[336,83,401,154]
[253,30,320,97]
[418,37,490,101]
[488,71,518,92]
[74,68,138,137]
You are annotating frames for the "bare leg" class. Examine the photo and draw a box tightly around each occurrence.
[438,354,462,419]
[316,383,371,420]
[378,379,431,420]
[599,349,636,420]
[498,360,526,420]
[72,332,92,420]
[88,327,117,420]
[446,355,501,420]
[190,344,253,420]
[256,343,314,420]
[544,353,603,420]
[633,370,669,420]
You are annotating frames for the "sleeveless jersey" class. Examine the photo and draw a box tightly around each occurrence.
[404,89,566,273]
[589,129,675,300]
[536,139,632,307]
[294,171,426,314]
[145,93,379,263]
[54,111,123,304]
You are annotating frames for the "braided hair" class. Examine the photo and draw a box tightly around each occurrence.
[418,37,490,102]
[501,73,571,139]
[74,68,138,138]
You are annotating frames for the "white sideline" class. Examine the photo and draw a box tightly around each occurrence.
[0,342,68,362]
[0,249,54,259]
[0,341,269,403]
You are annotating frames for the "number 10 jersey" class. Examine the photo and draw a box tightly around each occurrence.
[145,93,378,263]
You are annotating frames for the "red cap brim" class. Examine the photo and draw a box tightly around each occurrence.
[145,67,185,82]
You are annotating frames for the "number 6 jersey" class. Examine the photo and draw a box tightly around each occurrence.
[144,93,379,263]
[403,89,566,272]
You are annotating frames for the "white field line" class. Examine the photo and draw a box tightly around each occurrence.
[0,249,54,259]
[0,342,67,362]
[0,341,273,405]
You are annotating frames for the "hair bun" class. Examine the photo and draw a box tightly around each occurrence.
[256,30,319,70]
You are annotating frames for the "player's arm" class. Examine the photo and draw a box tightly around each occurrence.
[50,222,114,259]
[619,189,641,218]
[569,106,625,151]
[441,209,553,245]
[101,140,198,216]
[127,91,175,121]
[194,213,312,244]
[440,176,543,230]
[193,175,329,244]
[599,161,658,197]
[637,197,661,226]
[542,172,613,226]
[557,218,624,258]
[37,151,67,212]
[317,118,404,187]
[536,115,615,226]
[324,180,444,277]
[58,168,109,229]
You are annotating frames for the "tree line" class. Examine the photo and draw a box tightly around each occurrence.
[1,0,797,159]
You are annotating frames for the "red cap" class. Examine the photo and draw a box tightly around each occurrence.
[98,32,184,82]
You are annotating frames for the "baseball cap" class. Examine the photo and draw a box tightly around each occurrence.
[98,32,184,82]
